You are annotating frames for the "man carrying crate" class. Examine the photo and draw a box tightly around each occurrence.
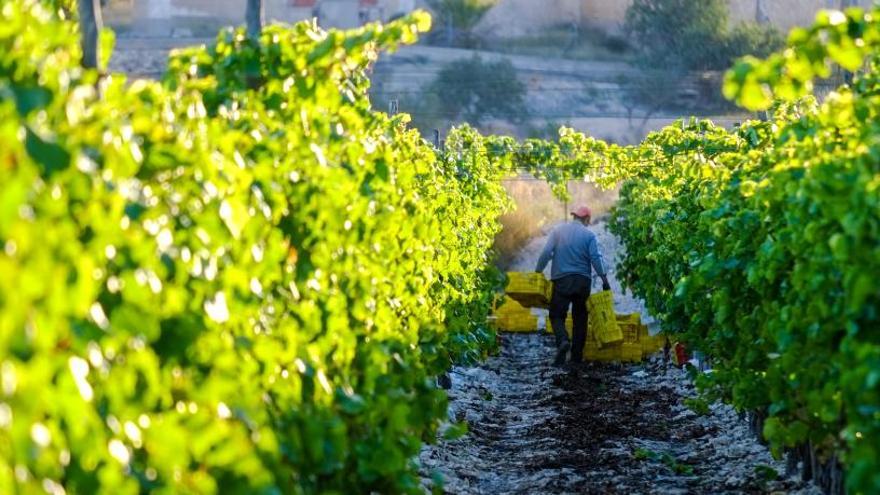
[535,205,611,366]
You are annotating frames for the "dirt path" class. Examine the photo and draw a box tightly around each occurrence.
[421,334,578,493]
[420,334,819,494]
[419,223,820,494]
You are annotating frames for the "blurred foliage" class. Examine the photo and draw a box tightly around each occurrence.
[616,69,686,127]
[525,120,572,140]
[401,56,527,136]
[429,56,526,125]
[625,0,784,71]
[724,8,877,111]
[725,22,786,65]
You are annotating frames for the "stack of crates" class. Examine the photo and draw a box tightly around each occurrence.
[613,313,666,362]
[505,272,550,309]
[501,272,668,362]
[552,304,630,362]
[584,340,620,361]
[616,313,643,362]
[641,327,666,356]
[551,312,666,362]
[491,296,538,333]
[587,290,623,345]
[617,313,641,340]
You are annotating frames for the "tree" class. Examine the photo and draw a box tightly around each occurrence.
[624,0,782,71]
[428,56,526,125]
[617,70,683,136]
[395,56,527,136]
[77,0,102,69]
[625,0,728,70]
[246,0,264,39]
[426,0,498,47]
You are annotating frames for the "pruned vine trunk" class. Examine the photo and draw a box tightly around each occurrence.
[77,0,102,69]
[246,0,264,39]
[755,0,769,24]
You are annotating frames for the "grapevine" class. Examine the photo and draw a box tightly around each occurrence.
[1,3,511,493]
[463,8,880,492]
[4,1,880,493]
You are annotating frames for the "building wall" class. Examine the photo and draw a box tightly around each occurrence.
[478,0,876,38]
[477,0,579,37]
[728,0,839,31]
[581,0,629,26]
[110,0,876,37]
[110,0,422,34]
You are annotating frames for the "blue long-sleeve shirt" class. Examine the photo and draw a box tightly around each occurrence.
[535,221,607,281]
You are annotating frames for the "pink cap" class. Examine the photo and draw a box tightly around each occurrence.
[571,205,592,218]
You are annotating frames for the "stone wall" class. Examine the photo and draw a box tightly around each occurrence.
[105,0,876,39]
[477,0,875,38]
[105,0,421,35]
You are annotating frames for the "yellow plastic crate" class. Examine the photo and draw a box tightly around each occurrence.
[494,297,530,317]
[505,272,550,308]
[492,297,537,333]
[620,342,643,362]
[496,314,538,333]
[584,335,645,362]
[561,314,629,342]
[584,341,620,361]
[619,322,641,343]
[547,309,656,363]
[640,326,666,355]
[616,313,641,325]
[588,290,622,345]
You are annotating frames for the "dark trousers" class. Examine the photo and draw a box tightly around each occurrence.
[549,274,590,362]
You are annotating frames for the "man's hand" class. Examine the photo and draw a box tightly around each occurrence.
[601,277,611,291]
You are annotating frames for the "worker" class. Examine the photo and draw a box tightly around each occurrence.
[535,205,611,366]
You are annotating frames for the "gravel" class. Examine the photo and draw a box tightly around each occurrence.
[418,222,821,494]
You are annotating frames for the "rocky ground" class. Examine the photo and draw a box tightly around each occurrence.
[418,222,821,494]
[419,335,820,494]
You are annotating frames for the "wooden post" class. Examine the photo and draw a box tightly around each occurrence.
[755,0,769,24]
[446,16,454,45]
[562,179,569,222]
[246,0,265,39]
[78,0,103,69]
